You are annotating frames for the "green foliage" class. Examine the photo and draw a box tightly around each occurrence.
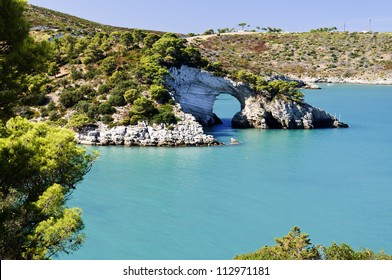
[108,94,125,107]
[150,33,205,68]
[0,117,96,259]
[0,0,52,120]
[108,85,127,107]
[310,26,338,33]
[100,56,117,76]
[153,104,178,124]
[150,84,171,104]
[322,242,392,260]
[81,42,105,65]
[232,70,268,92]
[67,113,92,130]
[234,226,392,260]
[143,33,161,48]
[120,32,134,49]
[132,29,147,46]
[70,66,83,80]
[124,89,140,104]
[206,61,224,75]
[217,28,232,34]
[76,101,99,120]
[235,227,321,260]
[78,84,96,98]
[260,80,304,102]
[85,64,102,79]
[203,29,215,35]
[97,84,111,96]
[264,27,283,33]
[182,46,206,67]
[101,114,114,124]
[59,87,85,108]
[136,54,169,84]
[23,184,85,259]
[107,70,129,87]
[129,96,157,124]
[150,33,186,65]
[238,23,247,30]
[98,102,115,115]
[47,62,60,76]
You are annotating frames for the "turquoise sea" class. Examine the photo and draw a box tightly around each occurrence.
[61,84,392,260]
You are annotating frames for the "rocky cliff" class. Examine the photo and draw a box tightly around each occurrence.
[167,65,348,129]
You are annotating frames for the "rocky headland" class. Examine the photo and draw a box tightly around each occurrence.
[167,65,348,130]
[77,66,348,146]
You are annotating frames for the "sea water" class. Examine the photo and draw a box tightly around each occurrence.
[61,84,392,260]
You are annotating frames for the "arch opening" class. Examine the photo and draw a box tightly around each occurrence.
[212,93,241,128]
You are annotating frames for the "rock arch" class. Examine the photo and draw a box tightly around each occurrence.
[166,66,348,129]
[167,66,251,126]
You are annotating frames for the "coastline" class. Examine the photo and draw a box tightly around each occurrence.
[301,77,392,86]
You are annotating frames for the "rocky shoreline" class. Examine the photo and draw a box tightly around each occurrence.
[268,75,392,88]
[301,77,392,86]
[75,111,221,147]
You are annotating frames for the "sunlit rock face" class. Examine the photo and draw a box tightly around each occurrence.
[167,66,251,125]
[167,65,348,129]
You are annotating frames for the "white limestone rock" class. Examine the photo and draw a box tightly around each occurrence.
[168,66,348,129]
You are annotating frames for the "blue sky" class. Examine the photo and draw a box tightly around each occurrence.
[28,0,392,33]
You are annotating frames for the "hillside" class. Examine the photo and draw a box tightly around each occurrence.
[24,5,162,36]
[18,5,215,144]
[189,32,392,83]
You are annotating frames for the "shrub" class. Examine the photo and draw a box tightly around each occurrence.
[78,85,96,98]
[153,104,178,124]
[70,66,83,80]
[100,56,117,76]
[68,113,91,130]
[150,84,171,104]
[129,96,157,122]
[81,44,105,65]
[59,88,84,108]
[98,84,111,95]
[47,62,60,76]
[98,102,115,115]
[85,66,102,79]
[124,89,140,104]
[260,80,304,102]
[101,114,114,124]
[108,94,125,107]
[40,107,49,117]
[86,104,99,120]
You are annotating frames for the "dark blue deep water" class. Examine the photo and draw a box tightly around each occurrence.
[62,84,392,259]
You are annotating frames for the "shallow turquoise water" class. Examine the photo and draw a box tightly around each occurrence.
[62,84,392,260]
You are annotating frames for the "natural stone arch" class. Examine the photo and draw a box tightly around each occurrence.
[167,66,252,126]
[167,66,348,129]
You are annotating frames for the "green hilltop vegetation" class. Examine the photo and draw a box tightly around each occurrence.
[190,31,392,81]
[25,5,139,35]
